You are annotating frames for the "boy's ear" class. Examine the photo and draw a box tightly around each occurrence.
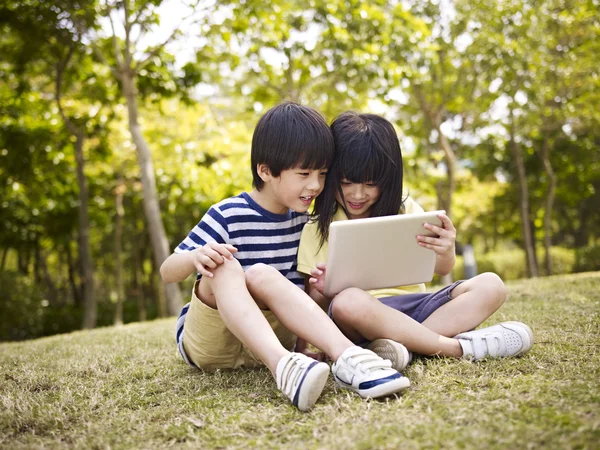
[256,164,273,183]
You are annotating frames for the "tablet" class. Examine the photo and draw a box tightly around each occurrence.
[323,210,445,297]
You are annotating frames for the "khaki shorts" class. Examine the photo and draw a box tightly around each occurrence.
[183,281,297,370]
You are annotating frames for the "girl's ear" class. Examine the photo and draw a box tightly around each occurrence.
[256,164,273,183]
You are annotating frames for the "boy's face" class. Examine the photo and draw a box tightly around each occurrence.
[268,167,328,213]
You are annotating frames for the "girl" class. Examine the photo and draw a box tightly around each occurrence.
[297,112,533,370]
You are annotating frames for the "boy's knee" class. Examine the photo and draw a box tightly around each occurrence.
[331,288,370,322]
[245,263,278,289]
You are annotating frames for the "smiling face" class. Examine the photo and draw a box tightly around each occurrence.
[256,164,328,214]
[335,179,381,219]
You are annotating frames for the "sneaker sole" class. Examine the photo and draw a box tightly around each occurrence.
[335,373,411,399]
[502,321,534,356]
[295,362,330,411]
[367,339,411,372]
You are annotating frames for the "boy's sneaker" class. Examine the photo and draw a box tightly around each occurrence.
[367,339,413,372]
[276,352,330,412]
[454,321,534,360]
[332,346,410,399]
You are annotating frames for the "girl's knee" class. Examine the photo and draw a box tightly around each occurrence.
[330,288,371,323]
[474,272,507,308]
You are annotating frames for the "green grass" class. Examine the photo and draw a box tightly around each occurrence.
[1,272,599,449]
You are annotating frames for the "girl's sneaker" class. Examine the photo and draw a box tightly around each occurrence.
[454,321,534,360]
[332,346,410,399]
[367,339,413,372]
[276,352,330,411]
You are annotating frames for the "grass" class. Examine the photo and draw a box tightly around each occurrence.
[1,272,599,450]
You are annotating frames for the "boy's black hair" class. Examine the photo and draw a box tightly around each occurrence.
[314,111,404,247]
[251,101,335,190]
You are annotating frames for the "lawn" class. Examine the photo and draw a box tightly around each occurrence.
[1,272,599,449]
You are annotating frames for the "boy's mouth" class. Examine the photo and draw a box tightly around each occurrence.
[300,196,314,206]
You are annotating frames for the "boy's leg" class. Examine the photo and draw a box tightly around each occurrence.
[197,257,289,374]
[330,288,463,357]
[244,264,355,360]
[197,257,331,411]
[421,273,506,337]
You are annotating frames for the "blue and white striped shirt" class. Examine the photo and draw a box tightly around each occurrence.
[175,192,309,366]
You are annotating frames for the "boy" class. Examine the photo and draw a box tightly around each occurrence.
[160,102,410,412]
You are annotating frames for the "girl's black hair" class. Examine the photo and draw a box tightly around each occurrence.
[313,112,404,248]
[251,102,335,190]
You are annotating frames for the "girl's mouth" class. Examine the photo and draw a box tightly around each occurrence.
[348,201,366,209]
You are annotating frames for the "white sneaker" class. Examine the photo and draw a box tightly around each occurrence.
[276,352,330,411]
[332,346,410,399]
[367,339,413,372]
[455,321,534,360]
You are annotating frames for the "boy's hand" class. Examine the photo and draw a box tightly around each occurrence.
[308,262,327,296]
[191,243,238,278]
[416,213,456,257]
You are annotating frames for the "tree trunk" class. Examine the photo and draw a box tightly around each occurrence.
[74,134,96,328]
[65,241,83,306]
[134,243,147,322]
[0,247,7,270]
[509,108,538,277]
[540,135,556,275]
[437,126,457,219]
[436,124,456,286]
[120,69,182,316]
[114,175,126,326]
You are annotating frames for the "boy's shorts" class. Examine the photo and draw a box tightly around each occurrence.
[182,281,297,370]
[329,280,464,345]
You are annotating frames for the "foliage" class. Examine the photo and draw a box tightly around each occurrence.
[1,273,599,448]
[0,0,599,337]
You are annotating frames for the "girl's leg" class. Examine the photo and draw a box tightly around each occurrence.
[421,273,507,337]
[245,263,355,361]
[330,288,463,357]
[199,258,288,374]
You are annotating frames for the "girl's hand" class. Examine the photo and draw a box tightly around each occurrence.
[191,243,238,277]
[308,262,327,296]
[416,213,456,257]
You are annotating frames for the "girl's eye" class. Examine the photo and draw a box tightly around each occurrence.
[298,172,309,176]
[366,183,377,187]
[320,171,328,176]
[340,180,352,185]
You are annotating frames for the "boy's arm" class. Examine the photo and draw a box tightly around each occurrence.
[160,243,238,283]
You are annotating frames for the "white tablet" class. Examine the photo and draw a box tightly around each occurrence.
[323,210,445,297]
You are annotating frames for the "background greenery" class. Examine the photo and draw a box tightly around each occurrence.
[1,0,599,340]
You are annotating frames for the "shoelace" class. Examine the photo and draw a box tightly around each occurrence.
[277,354,310,397]
[344,348,392,373]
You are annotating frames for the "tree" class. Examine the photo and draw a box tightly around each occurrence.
[84,0,207,315]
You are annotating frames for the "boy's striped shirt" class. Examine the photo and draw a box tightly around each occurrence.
[175,192,309,366]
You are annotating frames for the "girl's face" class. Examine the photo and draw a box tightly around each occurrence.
[335,179,381,219]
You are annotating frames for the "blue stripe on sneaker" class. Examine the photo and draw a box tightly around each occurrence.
[358,372,402,390]
[292,361,318,407]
